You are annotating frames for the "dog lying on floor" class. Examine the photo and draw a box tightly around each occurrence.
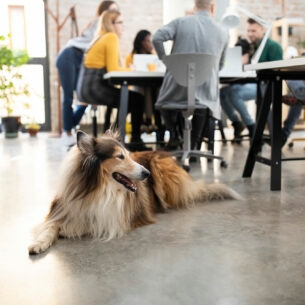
[28,130,241,255]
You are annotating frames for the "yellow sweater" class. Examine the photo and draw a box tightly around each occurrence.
[84,32,130,72]
[125,53,133,68]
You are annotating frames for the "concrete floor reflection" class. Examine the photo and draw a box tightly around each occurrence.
[1,130,305,305]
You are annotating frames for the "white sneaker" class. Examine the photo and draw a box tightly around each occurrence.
[62,132,76,148]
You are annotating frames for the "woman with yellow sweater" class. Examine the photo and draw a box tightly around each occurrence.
[79,10,149,151]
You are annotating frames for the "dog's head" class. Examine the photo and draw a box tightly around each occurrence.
[76,130,150,193]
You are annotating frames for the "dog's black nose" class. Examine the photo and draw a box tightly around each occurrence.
[141,168,150,179]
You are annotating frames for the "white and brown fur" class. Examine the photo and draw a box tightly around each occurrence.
[28,130,241,255]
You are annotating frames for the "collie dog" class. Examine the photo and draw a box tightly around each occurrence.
[28,130,240,255]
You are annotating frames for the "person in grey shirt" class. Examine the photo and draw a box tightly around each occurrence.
[152,0,227,150]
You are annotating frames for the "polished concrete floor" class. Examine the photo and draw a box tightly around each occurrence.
[1,129,305,305]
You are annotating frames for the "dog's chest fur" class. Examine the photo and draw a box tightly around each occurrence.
[58,183,130,240]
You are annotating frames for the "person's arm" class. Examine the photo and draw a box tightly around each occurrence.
[152,19,178,60]
[125,53,133,68]
[105,34,130,72]
[219,42,228,71]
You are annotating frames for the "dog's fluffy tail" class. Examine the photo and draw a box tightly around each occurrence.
[192,180,243,202]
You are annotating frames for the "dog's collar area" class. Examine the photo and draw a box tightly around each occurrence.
[112,172,137,192]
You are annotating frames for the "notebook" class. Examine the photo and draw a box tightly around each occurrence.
[133,54,165,72]
[219,46,243,77]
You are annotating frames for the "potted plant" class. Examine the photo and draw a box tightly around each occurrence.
[0,34,30,138]
[25,122,40,137]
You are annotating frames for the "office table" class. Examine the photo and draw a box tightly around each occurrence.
[104,70,257,141]
[242,57,305,191]
[104,71,164,141]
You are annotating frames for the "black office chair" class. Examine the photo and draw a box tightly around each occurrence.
[157,53,227,171]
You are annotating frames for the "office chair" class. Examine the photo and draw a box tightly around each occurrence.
[157,53,227,171]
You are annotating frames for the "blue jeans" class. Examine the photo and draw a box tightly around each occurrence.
[220,83,257,126]
[282,104,303,137]
[56,47,87,132]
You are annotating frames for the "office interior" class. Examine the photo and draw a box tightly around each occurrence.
[1,0,305,304]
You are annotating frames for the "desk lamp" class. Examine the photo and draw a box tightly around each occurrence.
[221,5,272,64]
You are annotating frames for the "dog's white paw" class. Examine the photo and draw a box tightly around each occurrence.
[28,241,51,255]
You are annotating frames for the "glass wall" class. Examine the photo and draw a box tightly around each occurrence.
[0,0,50,129]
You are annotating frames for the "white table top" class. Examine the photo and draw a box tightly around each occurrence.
[244,57,305,72]
[104,71,164,79]
[104,70,256,79]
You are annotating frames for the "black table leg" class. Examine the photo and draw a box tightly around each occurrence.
[242,80,272,178]
[270,77,282,190]
[118,81,129,143]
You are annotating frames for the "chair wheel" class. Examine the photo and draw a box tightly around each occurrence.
[288,142,293,148]
[220,160,228,168]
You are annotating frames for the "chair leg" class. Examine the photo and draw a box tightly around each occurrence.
[91,105,98,137]
[207,117,215,154]
[170,114,227,170]
[217,120,227,143]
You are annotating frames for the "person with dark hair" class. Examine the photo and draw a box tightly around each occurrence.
[220,18,283,143]
[124,30,165,142]
[127,30,153,57]
[103,31,156,132]
[56,1,118,146]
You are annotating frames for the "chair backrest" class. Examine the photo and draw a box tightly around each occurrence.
[163,53,217,110]
[163,53,217,86]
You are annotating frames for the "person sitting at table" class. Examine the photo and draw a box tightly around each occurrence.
[78,9,150,151]
[152,0,228,151]
[125,29,165,143]
[266,80,305,148]
[220,18,283,143]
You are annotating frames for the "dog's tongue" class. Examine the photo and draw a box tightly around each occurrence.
[112,172,137,192]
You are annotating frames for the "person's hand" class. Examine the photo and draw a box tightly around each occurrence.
[129,64,136,71]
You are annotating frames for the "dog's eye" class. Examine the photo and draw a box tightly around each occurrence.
[116,154,124,160]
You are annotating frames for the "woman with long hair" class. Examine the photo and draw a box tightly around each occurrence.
[79,10,150,151]
[56,1,118,146]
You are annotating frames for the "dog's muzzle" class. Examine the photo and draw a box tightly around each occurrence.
[112,167,150,192]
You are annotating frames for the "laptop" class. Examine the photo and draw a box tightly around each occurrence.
[133,54,165,72]
[219,46,243,77]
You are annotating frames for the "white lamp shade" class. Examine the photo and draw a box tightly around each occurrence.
[221,10,240,29]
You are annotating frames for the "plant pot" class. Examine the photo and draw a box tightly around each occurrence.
[1,116,21,138]
[27,128,39,137]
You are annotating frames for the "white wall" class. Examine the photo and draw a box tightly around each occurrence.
[163,0,230,24]
[163,0,193,24]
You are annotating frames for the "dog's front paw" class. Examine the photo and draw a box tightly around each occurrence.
[28,241,51,255]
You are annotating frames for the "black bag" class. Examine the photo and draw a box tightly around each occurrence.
[76,65,119,106]
[76,35,119,106]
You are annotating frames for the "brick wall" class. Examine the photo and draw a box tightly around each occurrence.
[47,0,163,133]
[46,0,305,132]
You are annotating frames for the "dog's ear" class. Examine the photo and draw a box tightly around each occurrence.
[105,128,122,142]
[77,131,95,154]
